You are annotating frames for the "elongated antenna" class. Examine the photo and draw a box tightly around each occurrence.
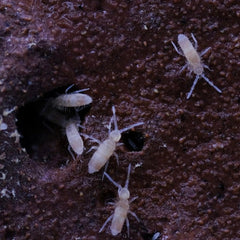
[74,88,90,94]
[65,84,90,94]
[124,164,131,189]
[65,84,75,93]
[99,215,113,233]
[104,172,121,189]
[107,116,114,134]
[112,106,118,131]
[119,122,144,134]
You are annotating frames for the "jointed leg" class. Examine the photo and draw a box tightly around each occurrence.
[99,214,113,233]
[191,33,198,49]
[76,122,84,129]
[203,64,212,71]
[129,196,138,203]
[81,133,101,144]
[126,217,130,237]
[102,160,110,180]
[107,202,115,206]
[113,152,119,165]
[200,47,211,57]
[171,41,183,56]
[201,74,222,93]
[86,146,98,154]
[129,210,140,222]
[187,75,200,99]
[179,63,188,74]
[68,145,76,160]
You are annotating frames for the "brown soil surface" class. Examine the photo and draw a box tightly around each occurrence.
[0,0,240,239]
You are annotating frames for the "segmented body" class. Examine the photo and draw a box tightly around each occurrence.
[111,199,129,236]
[86,106,143,174]
[66,120,84,155]
[52,93,92,109]
[178,34,203,75]
[99,164,139,236]
[171,33,222,99]
[88,139,116,173]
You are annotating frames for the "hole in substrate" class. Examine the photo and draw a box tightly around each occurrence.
[140,232,161,240]
[139,223,161,240]
[97,189,115,207]
[16,85,91,168]
[122,130,144,151]
[237,97,240,104]
[217,181,225,199]
[5,229,15,239]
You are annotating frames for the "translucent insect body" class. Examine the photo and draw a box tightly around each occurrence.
[83,106,144,174]
[52,86,92,109]
[171,33,222,99]
[99,164,139,236]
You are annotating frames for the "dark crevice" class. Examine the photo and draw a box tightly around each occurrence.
[5,229,15,239]
[16,85,91,168]
[140,232,161,240]
[97,189,116,207]
[122,130,144,152]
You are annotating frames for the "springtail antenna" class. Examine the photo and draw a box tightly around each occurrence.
[119,122,144,134]
[65,84,90,94]
[112,106,118,131]
[104,172,121,189]
[124,164,131,189]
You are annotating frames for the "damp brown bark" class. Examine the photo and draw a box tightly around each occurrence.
[0,0,240,239]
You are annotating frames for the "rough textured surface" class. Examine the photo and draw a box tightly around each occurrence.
[0,0,240,239]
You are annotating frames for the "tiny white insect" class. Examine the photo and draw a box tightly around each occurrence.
[171,33,222,99]
[41,103,84,159]
[99,164,139,236]
[65,119,84,159]
[82,106,144,174]
[52,84,92,110]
